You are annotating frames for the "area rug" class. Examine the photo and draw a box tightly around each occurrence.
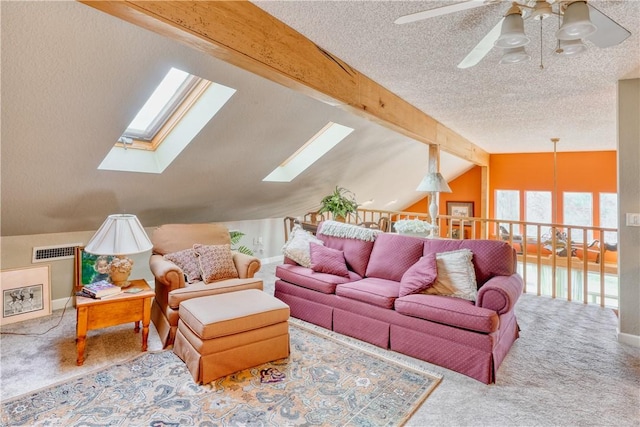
[1,320,441,426]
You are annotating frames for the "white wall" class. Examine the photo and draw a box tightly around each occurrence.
[617,78,640,346]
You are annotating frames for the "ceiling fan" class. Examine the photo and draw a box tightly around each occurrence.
[395,0,631,68]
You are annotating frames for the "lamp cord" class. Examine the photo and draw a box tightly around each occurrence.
[539,19,544,70]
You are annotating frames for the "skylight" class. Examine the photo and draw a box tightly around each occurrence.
[99,67,236,174]
[122,68,198,141]
[263,122,354,182]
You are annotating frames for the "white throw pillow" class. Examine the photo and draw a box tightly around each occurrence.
[425,249,478,301]
[282,225,324,268]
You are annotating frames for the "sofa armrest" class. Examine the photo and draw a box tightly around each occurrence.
[476,274,524,315]
[232,251,261,278]
[149,254,185,290]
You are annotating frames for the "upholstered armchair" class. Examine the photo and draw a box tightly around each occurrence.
[149,223,262,348]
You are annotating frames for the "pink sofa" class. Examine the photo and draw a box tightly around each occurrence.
[275,222,524,383]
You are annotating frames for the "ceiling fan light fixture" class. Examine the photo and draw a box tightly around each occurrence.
[499,46,531,64]
[530,0,553,21]
[556,1,597,40]
[495,11,530,48]
[556,39,587,56]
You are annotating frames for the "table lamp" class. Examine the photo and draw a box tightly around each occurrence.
[416,172,452,238]
[84,214,153,287]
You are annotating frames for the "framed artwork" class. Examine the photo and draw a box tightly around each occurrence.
[74,246,113,290]
[447,201,474,219]
[1,265,51,325]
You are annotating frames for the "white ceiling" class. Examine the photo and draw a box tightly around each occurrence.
[254,0,640,153]
[1,1,637,236]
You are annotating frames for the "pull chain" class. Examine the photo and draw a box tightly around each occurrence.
[539,19,544,70]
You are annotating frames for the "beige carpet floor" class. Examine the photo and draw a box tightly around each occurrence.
[1,262,639,426]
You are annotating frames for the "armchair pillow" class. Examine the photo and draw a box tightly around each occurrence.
[399,253,437,297]
[163,248,201,283]
[309,243,350,277]
[425,249,478,301]
[282,225,324,268]
[194,243,239,283]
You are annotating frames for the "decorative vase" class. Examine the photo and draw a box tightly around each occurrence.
[109,255,134,287]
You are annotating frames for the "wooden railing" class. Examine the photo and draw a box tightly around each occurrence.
[284,209,619,309]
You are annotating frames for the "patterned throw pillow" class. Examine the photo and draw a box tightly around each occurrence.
[309,243,350,277]
[425,249,478,301]
[163,248,201,283]
[193,244,238,283]
[399,253,437,297]
[282,225,324,268]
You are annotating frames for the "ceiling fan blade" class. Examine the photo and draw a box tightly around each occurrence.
[394,0,488,25]
[586,4,631,48]
[457,18,503,69]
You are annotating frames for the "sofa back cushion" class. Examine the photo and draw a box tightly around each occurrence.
[152,223,230,256]
[423,239,516,286]
[317,225,375,278]
[365,233,425,282]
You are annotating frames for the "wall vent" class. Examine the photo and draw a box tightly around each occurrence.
[32,243,82,263]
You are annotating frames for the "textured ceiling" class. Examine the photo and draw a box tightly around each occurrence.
[254,0,640,153]
[1,1,637,237]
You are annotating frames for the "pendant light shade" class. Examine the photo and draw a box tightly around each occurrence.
[555,39,587,56]
[556,1,597,40]
[500,46,531,64]
[495,6,530,48]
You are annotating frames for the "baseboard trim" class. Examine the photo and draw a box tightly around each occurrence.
[260,255,284,265]
[617,330,640,347]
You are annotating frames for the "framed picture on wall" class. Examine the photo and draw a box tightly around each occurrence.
[1,265,51,325]
[74,246,114,290]
[447,201,474,222]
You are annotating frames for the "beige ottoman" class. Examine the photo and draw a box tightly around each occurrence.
[173,289,290,384]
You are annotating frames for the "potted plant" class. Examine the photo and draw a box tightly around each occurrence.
[318,186,358,222]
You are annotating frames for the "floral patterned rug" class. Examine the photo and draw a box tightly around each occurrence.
[1,320,441,426]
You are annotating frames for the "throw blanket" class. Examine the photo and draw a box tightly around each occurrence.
[318,220,382,242]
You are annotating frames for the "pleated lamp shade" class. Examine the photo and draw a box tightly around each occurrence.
[416,172,452,193]
[84,214,152,255]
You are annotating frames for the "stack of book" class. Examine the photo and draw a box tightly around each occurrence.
[81,280,122,299]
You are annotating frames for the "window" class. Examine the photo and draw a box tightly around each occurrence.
[600,193,618,244]
[99,68,236,174]
[563,192,593,242]
[525,191,551,237]
[121,68,200,142]
[263,122,354,182]
[495,190,520,235]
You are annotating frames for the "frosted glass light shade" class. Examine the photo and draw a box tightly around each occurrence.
[500,46,531,64]
[416,172,452,193]
[556,1,597,40]
[495,13,530,48]
[84,214,152,255]
[556,39,587,56]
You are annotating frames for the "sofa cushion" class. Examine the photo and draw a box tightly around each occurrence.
[399,253,437,297]
[276,264,360,294]
[395,294,499,334]
[365,233,425,281]
[193,243,239,283]
[425,249,478,301]
[310,243,350,277]
[163,248,201,283]
[317,228,374,278]
[282,225,324,268]
[336,277,400,309]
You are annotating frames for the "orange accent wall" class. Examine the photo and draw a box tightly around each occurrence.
[403,151,617,229]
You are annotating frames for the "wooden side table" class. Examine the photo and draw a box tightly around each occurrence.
[75,279,155,366]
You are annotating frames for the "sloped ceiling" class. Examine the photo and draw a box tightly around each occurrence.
[2,1,638,237]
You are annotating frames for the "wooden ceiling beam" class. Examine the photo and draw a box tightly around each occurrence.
[79,0,489,166]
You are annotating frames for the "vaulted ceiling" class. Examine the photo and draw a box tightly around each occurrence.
[2,1,638,237]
